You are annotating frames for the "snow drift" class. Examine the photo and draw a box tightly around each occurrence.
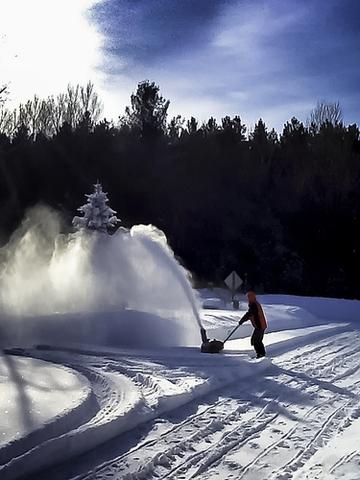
[0,206,200,347]
[0,354,93,469]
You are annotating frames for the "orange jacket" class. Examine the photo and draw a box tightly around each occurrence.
[240,300,268,330]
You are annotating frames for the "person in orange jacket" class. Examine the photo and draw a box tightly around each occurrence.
[239,291,267,358]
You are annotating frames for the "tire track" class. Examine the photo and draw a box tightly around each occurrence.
[173,376,356,480]
[74,397,231,479]
[162,402,279,480]
[270,402,351,480]
[127,366,359,480]
[329,450,358,474]
[26,329,360,480]
[279,333,360,372]
[234,397,333,480]
[199,335,360,480]
[77,395,269,480]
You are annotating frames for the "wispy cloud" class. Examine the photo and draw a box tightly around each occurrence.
[3,0,359,132]
[90,0,360,130]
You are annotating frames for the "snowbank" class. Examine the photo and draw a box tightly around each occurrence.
[0,309,201,350]
[225,323,349,354]
[200,290,360,341]
[0,370,142,480]
[0,353,93,469]
[201,303,325,341]
[261,294,360,323]
[1,346,271,480]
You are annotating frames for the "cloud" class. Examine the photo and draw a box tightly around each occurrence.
[101,0,360,130]
[0,0,104,107]
[2,0,360,131]
[90,0,232,70]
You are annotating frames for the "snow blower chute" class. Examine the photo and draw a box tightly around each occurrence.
[200,324,241,353]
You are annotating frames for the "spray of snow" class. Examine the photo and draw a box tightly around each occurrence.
[136,227,203,330]
[0,205,202,346]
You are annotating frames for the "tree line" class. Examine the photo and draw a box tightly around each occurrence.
[1,80,359,298]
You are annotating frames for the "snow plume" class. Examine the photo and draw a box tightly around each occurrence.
[0,205,201,347]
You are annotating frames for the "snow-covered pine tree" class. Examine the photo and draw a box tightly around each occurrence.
[73,182,120,233]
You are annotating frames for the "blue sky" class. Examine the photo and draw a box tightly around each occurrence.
[2,0,359,133]
[89,0,360,131]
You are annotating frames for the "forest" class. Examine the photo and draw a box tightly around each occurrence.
[0,81,359,298]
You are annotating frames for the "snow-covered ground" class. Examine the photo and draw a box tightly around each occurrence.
[0,354,93,478]
[1,292,360,479]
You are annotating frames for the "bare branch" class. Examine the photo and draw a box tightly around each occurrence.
[307,100,343,131]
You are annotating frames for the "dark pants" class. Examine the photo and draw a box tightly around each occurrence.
[251,328,266,357]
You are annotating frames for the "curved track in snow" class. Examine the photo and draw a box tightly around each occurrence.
[4,322,360,480]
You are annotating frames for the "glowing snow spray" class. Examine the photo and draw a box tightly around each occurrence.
[136,226,203,329]
[0,205,202,347]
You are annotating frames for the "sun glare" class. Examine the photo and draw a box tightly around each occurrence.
[0,0,104,107]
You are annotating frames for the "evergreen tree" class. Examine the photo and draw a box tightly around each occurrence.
[73,182,120,233]
[122,80,169,139]
[1,80,360,298]
[220,115,247,144]
[168,115,185,143]
[186,116,198,135]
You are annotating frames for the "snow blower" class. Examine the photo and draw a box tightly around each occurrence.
[200,324,241,353]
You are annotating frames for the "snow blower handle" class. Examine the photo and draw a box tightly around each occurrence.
[223,323,241,344]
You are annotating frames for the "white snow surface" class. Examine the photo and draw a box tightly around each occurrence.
[1,292,360,479]
[0,354,91,473]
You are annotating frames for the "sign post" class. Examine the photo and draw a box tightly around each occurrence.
[224,271,243,309]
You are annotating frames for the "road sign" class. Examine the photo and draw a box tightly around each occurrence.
[224,271,243,292]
